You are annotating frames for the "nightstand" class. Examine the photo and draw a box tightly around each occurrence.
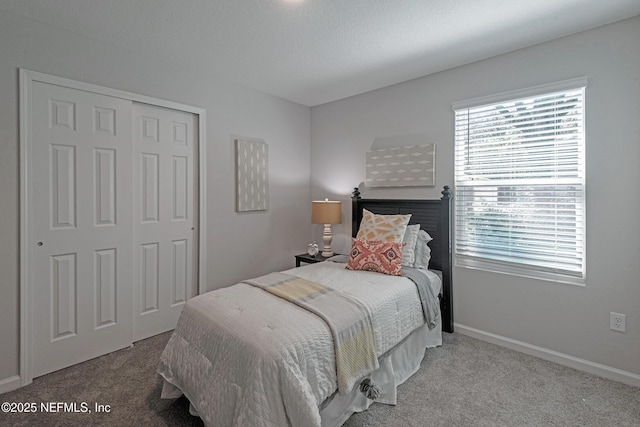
[295,253,333,267]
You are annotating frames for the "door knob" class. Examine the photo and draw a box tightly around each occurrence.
[37,242,43,246]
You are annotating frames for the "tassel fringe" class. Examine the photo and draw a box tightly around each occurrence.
[359,378,380,400]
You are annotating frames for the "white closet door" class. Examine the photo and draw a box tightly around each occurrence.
[132,103,198,341]
[31,82,133,377]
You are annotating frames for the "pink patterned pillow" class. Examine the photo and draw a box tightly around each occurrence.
[346,238,403,276]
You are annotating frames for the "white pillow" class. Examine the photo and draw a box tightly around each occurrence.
[401,224,420,267]
[413,230,433,269]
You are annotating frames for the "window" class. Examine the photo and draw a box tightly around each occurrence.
[453,78,586,283]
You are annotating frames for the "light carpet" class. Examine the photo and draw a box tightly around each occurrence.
[1,332,638,426]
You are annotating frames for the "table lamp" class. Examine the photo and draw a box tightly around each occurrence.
[311,199,342,257]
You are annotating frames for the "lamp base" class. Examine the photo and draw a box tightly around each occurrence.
[321,224,334,257]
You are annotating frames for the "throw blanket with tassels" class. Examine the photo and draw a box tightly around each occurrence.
[244,272,379,396]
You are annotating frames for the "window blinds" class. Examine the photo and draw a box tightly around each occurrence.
[454,83,586,281]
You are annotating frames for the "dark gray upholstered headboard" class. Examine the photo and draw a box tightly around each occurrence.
[351,186,453,333]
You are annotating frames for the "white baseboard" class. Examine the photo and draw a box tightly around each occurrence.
[0,375,21,395]
[455,323,640,388]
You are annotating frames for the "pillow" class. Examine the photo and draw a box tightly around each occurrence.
[346,238,403,276]
[413,230,433,269]
[401,224,420,267]
[356,209,411,243]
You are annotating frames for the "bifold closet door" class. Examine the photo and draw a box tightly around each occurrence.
[132,103,198,341]
[31,82,134,377]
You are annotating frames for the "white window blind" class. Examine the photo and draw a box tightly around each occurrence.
[454,80,586,283]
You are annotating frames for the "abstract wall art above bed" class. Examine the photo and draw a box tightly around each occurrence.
[365,144,435,187]
[235,138,269,212]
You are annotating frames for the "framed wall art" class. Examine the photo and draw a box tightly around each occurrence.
[235,138,269,212]
[365,144,435,188]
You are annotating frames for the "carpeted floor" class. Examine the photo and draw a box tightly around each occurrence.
[1,332,638,426]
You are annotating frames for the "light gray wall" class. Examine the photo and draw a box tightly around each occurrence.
[311,17,640,375]
[0,11,311,381]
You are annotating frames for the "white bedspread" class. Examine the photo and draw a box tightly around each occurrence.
[157,261,440,427]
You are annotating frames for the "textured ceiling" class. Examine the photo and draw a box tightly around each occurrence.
[2,0,640,106]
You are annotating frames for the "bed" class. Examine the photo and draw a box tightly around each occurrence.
[157,187,453,427]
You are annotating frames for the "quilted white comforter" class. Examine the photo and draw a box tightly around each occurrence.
[157,261,437,427]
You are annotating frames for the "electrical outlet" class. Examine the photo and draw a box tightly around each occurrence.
[610,312,626,333]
